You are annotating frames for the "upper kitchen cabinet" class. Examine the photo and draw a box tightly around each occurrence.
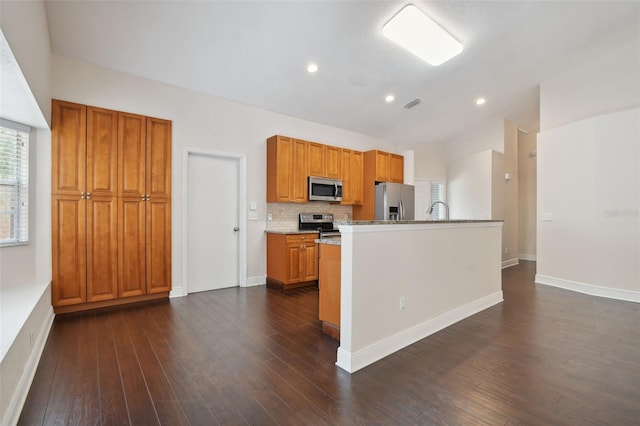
[341,149,364,205]
[352,149,404,219]
[51,100,86,195]
[308,142,342,179]
[390,153,404,183]
[267,135,307,203]
[370,150,404,183]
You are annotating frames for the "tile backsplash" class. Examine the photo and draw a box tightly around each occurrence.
[267,203,352,231]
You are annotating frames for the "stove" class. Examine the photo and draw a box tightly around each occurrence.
[299,213,340,237]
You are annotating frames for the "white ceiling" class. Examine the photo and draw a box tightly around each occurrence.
[45,0,640,144]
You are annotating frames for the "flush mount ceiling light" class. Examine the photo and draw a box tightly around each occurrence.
[476,97,486,105]
[383,4,463,66]
[307,63,318,73]
[385,94,395,103]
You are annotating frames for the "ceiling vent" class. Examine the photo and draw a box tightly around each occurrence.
[403,98,422,109]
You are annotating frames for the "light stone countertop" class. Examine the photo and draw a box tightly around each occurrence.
[335,219,503,226]
[315,237,341,246]
[265,229,320,234]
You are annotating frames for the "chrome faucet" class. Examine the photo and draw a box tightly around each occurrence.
[428,201,450,220]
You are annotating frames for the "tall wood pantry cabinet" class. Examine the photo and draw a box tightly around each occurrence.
[51,99,172,313]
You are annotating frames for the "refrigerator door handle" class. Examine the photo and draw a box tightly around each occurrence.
[399,199,404,220]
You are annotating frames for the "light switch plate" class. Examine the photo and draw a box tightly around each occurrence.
[249,202,257,211]
[542,212,553,222]
[248,211,259,221]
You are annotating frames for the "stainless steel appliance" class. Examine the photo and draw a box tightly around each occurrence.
[308,177,342,202]
[375,182,415,220]
[299,213,339,236]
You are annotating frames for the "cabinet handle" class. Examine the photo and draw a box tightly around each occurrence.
[146,194,151,201]
[81,192,85,199]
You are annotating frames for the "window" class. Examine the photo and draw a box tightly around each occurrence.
[0,119,30,246]
[429,180,446,220]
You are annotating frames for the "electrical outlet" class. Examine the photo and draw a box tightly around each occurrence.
[400,296,406,311]
[504,248,508,254]
[267,213,273,221]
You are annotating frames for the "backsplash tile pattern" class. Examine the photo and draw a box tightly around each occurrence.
[267,203,352,231]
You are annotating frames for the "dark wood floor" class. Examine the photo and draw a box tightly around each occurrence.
[19,261,640,425]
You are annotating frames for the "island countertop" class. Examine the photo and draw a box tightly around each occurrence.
[335,219,503,226]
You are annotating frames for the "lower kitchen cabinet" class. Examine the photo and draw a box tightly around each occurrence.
[266,232,319,290]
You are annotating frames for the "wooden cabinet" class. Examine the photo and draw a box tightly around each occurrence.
[51,99,172,313]
[308,142,342,179]
[353,150,404,220]
[325,145,342,179]
[370,150,404,183]
[340,149,364,205]
[318,243,341,340]
[52,101,119,307]
[390,153,404,183]
[266,232,319,290]
[117,114,172,297]
[266,135,307,203]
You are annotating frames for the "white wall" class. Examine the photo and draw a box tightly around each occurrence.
[51,54,395,292]
[0,0,52,125]
[537,108,639,299]
[537,34,640,302]
[447,150,493,220]
[445,119,505,162]
[518,131,537,259]
[501,120,518,263]
[540,39,640,131]
[0,2,54,424]
[397,141,447,180]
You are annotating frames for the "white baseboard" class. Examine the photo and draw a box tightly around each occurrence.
[536,274,640,303]
[501,258,519,269]
[518,253,537,261]
[4,306,55,426]
[244,275,266,287]
[336,291,504,374]
[170,286,185,298]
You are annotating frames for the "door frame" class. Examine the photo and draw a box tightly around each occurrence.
[181,147,247,296]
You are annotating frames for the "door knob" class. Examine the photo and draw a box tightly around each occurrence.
[233,227,239,232]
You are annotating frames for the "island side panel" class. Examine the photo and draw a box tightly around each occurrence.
[337,222,503,373]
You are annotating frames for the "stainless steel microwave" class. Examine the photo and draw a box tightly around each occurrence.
[308,176,343,202]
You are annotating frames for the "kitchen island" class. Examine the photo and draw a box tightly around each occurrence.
[335,219,503,373]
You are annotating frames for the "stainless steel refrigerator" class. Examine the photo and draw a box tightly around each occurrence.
[375,182,415,220]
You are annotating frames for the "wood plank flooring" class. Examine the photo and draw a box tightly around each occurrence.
[19,261,640,425]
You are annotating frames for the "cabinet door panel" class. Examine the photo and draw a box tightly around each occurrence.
[390,154,404,183]
[87,107,118,197]
[86,197,118,302]
[303,244,318,281]
[118,198,146,297]
[287,245,302,283]
[325,145,342,179]
[374,151,390,182]
[118,112,146,198]
[307,142,325,177]
[147,117,172,199]
[269,136,293,202]
[291,139,308,202]
[340,149,352,205]
[352,151,364,205]
[146,198,172,293]
[52,195,86,306]
[52,100,86,195]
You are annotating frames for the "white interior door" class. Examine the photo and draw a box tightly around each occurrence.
[187,153,239,293]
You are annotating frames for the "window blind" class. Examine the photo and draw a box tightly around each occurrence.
[430,181,446,220]
[0,118,30,245]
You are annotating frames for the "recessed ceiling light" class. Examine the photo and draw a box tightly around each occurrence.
[476,97,486,106]
[307,63,318,73]
[383,5,463,66]
[385,95,395,103]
